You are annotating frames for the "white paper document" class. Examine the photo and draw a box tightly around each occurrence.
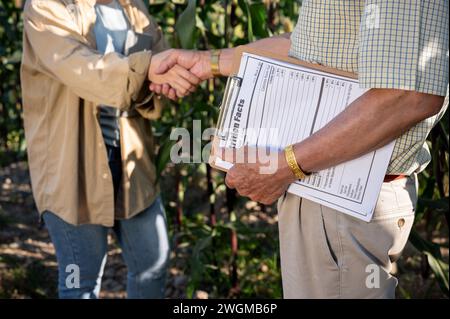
[213,53,395,221]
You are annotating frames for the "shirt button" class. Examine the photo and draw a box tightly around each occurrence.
[102,173,109,179]
[98,142,103,147]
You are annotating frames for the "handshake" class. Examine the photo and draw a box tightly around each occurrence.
[147,49,230,101]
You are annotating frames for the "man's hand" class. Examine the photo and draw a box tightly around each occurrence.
[157,49,213,80]
[148,49,202,100]
[224,146,296,205]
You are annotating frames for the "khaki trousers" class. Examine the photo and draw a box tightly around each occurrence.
[278,175,417,299]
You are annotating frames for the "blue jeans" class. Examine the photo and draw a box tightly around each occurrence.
[43,146,170,299]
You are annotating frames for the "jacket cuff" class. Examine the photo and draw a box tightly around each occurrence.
[127,50,165,120]
[135,95,164,120]
[127,50,152,103]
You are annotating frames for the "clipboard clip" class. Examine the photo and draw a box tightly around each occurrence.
[219,76,242,110]
[216,76,242,136]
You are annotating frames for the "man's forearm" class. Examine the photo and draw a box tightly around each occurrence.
[218,33,291,76]
[291,89,444,174]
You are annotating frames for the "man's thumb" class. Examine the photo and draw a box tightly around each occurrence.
[155,53,178,74]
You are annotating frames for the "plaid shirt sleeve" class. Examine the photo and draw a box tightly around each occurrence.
[359,0,449,96]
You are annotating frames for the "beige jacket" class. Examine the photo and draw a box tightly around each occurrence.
[21,0,168,226]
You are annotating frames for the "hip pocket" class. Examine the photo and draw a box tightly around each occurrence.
[373,176,417,221]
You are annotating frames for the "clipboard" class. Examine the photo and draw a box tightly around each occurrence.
[208,46,357,172]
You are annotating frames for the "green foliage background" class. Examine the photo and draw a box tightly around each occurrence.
[0,0,448,298]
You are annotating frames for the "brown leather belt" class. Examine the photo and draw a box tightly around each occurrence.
[384,174,407,183]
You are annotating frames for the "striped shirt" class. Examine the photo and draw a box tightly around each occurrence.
[289,0,449,175]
